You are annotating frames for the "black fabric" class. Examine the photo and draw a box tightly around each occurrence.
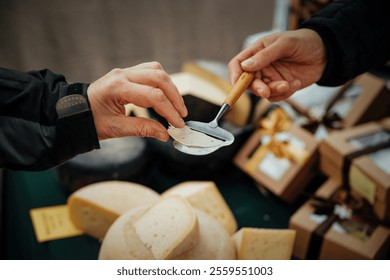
[0,67,99,171]
[300,0,390,86]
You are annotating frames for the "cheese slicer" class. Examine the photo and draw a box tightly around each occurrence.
[173,71,255,155]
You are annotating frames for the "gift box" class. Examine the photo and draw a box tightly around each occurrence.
[319,118,390,223]
[234,108,319,203]
[289,178,390,259]
[286,73,390,130]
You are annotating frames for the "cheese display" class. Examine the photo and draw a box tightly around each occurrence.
[233,228,296,260]
[68,181,159,240]
[162,181,237,234]
[173,210,236,260]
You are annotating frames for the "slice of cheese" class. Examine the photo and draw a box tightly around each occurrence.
[167,125,223,148]
[233,228,296,260]
[163,181,237,235]
[174,210,236,260]
[68,181,159,240]
[133,195,199,259]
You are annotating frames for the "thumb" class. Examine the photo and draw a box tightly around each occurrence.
[240,41,285,72]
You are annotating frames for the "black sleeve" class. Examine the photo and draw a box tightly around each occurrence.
[299,0,390,86]
[0,67,100,171]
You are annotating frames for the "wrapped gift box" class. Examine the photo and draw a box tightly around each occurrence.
[288,73,390,130]
[319,118,390,223]
[289,178,390,259]
[234,108,319,203]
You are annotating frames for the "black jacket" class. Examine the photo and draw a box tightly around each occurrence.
[300,0,390,86]
[0,67,99,171]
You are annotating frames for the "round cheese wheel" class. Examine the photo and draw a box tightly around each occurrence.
[68,180,159,240]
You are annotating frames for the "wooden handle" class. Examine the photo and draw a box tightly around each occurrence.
[225,71,255,107]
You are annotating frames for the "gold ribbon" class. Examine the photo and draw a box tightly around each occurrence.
[244,108,309,176]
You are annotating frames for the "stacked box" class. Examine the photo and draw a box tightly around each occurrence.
[235,108,319,203]
[289,178,390,259]
[319,118,390,224]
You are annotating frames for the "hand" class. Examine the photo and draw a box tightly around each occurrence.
[228,29,326,102]
[87,62,188,142]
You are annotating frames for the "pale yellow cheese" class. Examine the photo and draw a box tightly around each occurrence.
[233,228,296,260]
[163,181,237,234]
[68,181,159,240]
[167,125,223,148]
[98,206,153,260]
[133,195,199,260]
[174,210,236,260]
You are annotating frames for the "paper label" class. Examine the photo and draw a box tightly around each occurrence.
[29,205,83,243]
[258,152,291,180]
[349,165,377,204]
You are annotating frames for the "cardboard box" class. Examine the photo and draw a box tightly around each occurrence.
[287,73,390,130]
[319,118,390,223]
[234,117,319,204]
[289,178,390,259]
[319,121,388,181]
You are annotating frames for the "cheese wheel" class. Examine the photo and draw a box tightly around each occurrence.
[163,181,237,234]
[174,210,236,260]
[68,181,159,240]
[233,228,296,260]
[133,195,199,260]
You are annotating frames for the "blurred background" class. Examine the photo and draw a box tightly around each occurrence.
[0,0,276,82]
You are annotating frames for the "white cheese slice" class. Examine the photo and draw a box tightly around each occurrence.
[168,125,224,148]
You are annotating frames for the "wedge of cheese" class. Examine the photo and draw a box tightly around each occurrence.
[98,206,152,260]
[163,181,237,234]
[233,228,296,260]
[134,195,199,259]
[68,180,159,240]
[99,196,199,260]
[174,210,236,260]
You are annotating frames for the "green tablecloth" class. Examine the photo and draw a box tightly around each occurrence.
[2,163,298,260]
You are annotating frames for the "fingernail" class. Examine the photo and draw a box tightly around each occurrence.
[157,132,169,142]
[276,83,287,93]
[179,118,185,127]
[241,58,255,67]
[291,79,302,91]
[257,87,269,98]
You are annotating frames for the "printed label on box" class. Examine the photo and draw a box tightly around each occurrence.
[349,165,377,204]
[348,130,390,150]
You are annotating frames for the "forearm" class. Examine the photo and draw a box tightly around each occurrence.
[300,0,390,86]
[0,67,99,171]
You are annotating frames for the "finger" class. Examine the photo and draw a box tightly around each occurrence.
[118,82,185,129]
[121,68,188,118]
[106,116,170,142]
[249,78,271,98]
[268,79,302,95]
[126,61,164,71]
[240,40,286,72]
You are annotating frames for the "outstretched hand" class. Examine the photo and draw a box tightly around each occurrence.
[228,29,327,102]
[87,62,187,142]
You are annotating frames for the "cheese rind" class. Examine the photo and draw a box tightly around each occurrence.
[68,181,159,240]
[163,181,237,234]
[233,228,296,260]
